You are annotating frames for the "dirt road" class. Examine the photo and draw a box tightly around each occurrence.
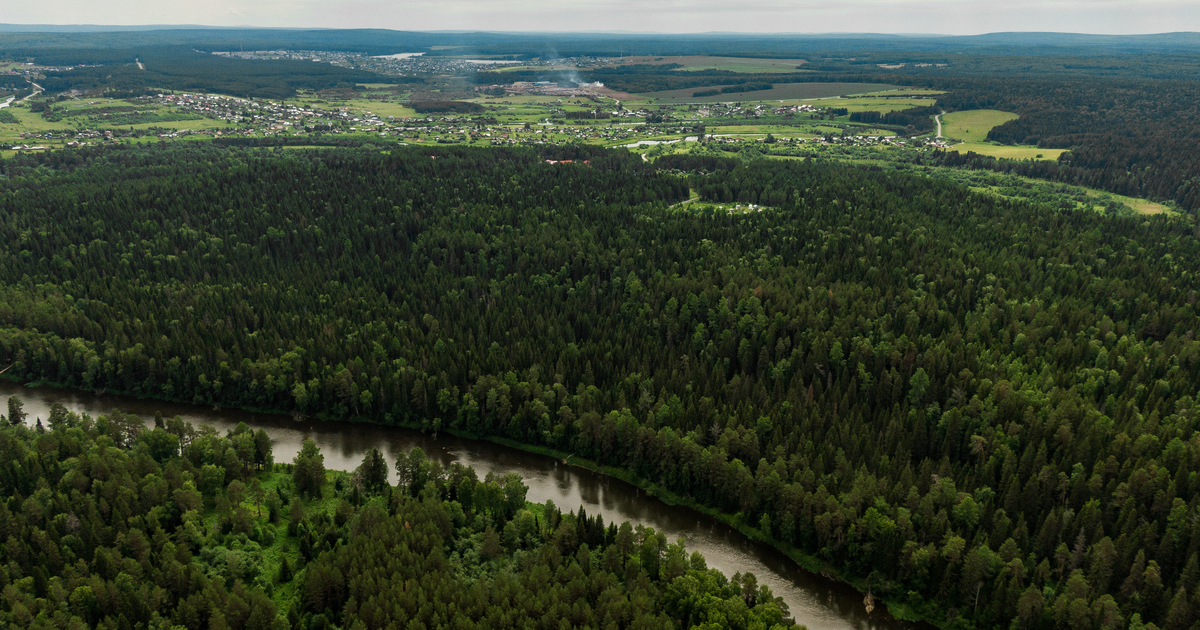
[934,110,944,138]
[668,196,700,209]
[21,82,43,101]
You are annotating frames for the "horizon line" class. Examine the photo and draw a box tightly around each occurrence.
[0,24,1198,37]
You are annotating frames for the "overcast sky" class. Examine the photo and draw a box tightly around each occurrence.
[6,0,1198,35]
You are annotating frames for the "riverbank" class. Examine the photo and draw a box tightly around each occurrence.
[1,374,934,628]
[482,435,928,626]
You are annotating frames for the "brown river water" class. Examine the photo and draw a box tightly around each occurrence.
[0,380,926,630]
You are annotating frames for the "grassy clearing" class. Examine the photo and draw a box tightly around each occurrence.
[940,109,1018,142]
[1085,189,1170,215]
[806,93,941,114]
[937,109,1064,161]
[967,184,1169,216]
[637,82,900,103]
[951,142,1065,161]
[0,105,59,136]
[347,100,418,119]
[0,108,70,148]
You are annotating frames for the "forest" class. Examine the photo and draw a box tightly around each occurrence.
[0,403,790,629]
[32,47,414,99]
[4,30,1199,64]
[0,143,1198,630]
[411,101,486,114]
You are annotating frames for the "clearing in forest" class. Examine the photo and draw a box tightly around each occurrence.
[941,109,1064,161]
[940,109,1018,142]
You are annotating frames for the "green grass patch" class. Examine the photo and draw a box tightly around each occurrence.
[1084,189,1170,215]
[344,100,418,119]
[951,141,1065,161]
[940,109,1018,143]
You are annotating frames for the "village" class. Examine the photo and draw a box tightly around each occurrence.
[3,48,953,158]
[3,69,945,158]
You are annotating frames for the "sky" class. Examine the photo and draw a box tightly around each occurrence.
[4,0,1198,35]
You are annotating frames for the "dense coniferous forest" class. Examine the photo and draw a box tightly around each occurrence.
[31,47,414,99]
[1,144,1199,630]
[411,101,487,114]
[0,406,788,629]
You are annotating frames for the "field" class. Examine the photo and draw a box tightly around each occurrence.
[337,99,417,119]
[938,109,1063,161]
[607,56,811,73]
[815,90,943,113]
[951,142,1066,160]
[940,109,1018,142]
[636,82,901,103]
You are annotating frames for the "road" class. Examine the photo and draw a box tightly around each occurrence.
[0,96,13,110]
[934,110,944,138]
[21,81,43,102]
[668,196,700,209]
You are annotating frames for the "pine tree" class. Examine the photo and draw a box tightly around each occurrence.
[6,396,24,426]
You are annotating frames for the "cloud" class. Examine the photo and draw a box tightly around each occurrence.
[5,0,1198,34]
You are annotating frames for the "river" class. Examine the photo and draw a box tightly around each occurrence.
[0,381,921,630]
